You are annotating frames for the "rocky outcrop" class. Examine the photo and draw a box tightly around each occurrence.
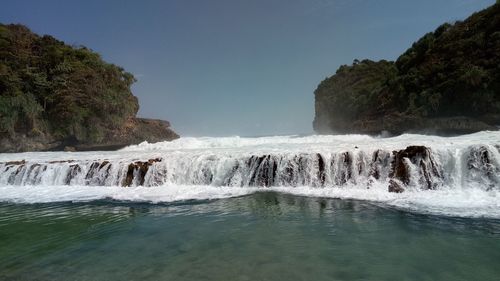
[388,146,442,193]
[314,3,500,135]
[319,115,497,136]
[68,118,179,152]
[0,117,179,152]
[117,118,179,145]
[0,135,57,153]
[0,24,179,153]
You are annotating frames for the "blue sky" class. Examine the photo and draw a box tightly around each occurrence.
[1,0,495,136]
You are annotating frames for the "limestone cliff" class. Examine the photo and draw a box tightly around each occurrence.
[314,3,500,135]
[0,24,179,152]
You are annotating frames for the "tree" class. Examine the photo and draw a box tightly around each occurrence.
[0,23,139,142]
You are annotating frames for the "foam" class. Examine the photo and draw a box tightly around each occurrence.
[0,184,499,218]
[0,131,499,218]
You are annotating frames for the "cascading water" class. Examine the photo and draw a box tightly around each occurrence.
[1,138,498,190]
[0,131,499,217]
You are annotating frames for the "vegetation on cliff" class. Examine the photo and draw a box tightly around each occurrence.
[0,24,178,151]
[314,3,500,134]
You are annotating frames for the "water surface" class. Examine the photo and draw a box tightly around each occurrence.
[1,192,499,281]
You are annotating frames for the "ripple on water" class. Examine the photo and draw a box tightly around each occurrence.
[1,193,500,281]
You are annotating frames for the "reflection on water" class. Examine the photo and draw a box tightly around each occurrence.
[1,192,500,281]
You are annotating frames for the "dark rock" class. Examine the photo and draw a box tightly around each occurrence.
[281,157,296,185]
[317,153,326,186]
[355,153,366,176]
[467,146,499,190]
[370,149,390,180]
[26,164,42,184]
[65,164,82,184]
[5,160,26,166]
[98,161,111,170]
[247,155,264,186]
[48,160,75,164]
[78,118,180,152]
[85,162,101,180]
[389,147,423,185]
[0,134,61,153]
[83,161,112,185]
[0,118,179,153]
[338,152,352,185]
[388,146,442,192]
[388,179,405,193]
[122,158,162,187]
[248,155,276,187]
[222,162,240,186]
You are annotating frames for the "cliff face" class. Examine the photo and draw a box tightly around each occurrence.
[314,3,500,135]
[0,24,178,152]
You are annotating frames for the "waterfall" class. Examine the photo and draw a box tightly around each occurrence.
[1,144,498,192]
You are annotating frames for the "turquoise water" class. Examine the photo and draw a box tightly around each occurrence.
[1,192,499,281]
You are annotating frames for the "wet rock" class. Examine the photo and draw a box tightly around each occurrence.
[98,161,111,170]
[370,150,390,180]
[82,160,114,185]
[200,167,214,184]
[26,164,41,176]
[317,153,326,186]
[25,164,42,185]
[122,158,162,187]
[65,164,82,184]
[297,155,310,185]
[8,164,26,185]
[389,146,441,192]
[48,160,75,164]
[85,162,101,179]
[388,179,405,193]
[390,146,424,185]
[467,146,499,190]
[5,160,26,166]
[339,152,353,185]
[248,155,277,187]
[355,152,370,178]
[281,157,296,185]
[222,162,240,186]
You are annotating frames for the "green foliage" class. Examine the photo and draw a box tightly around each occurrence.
[315,60,396,121]
[314,3,500,131]
[0,24,139,143]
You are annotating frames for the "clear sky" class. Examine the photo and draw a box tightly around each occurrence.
[0,0,495,136]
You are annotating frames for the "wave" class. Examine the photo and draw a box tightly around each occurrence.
[120,131,500,151]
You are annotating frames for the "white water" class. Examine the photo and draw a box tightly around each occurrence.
[0,131,499,218]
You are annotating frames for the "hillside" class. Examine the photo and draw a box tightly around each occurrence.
[313,3,500,135]
[0,24,178,152]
